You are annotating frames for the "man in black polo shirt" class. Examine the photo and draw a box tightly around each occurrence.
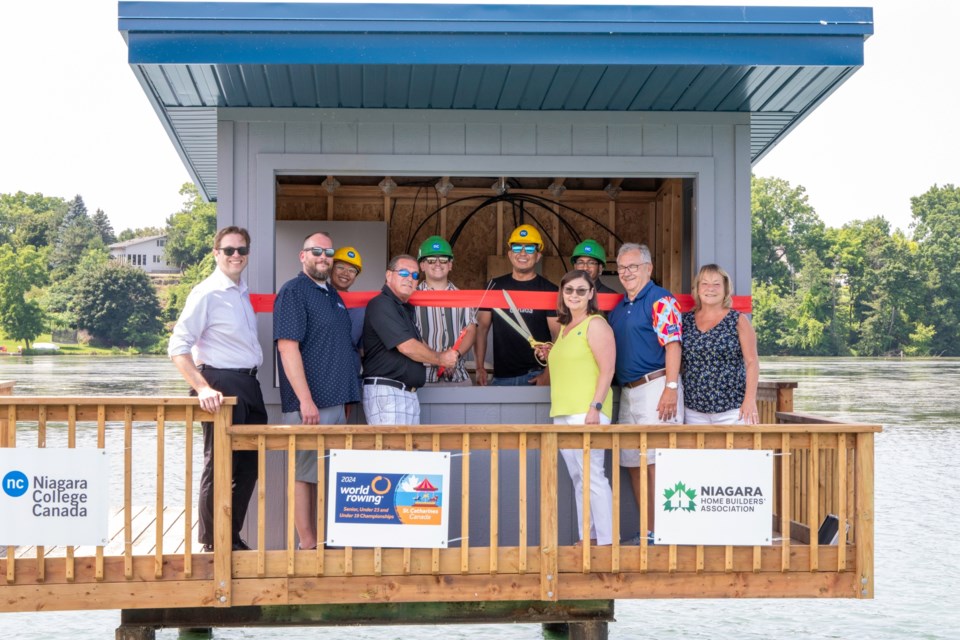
[362,254,459,424]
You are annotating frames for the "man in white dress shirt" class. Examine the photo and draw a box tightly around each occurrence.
[169,226,266,552]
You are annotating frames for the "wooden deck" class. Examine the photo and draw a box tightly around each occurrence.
[0,392,878,616]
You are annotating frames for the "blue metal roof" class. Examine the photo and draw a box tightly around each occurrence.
[119,2,872,200]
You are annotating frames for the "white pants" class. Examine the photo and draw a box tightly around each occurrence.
[555,413,614,546]
[362,384,420,425]
[618,374,684,466]
[684,407,743,425]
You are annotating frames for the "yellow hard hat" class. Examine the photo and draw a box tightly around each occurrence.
[333,246,362,273]
[507,224,543,252]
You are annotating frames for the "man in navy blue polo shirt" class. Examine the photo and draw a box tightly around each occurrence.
[274,231,361,550]
[608,242,684,543]
[362,254,459,425]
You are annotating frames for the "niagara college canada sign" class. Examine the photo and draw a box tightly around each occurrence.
[654,449,774,546]
[0,449,109,546]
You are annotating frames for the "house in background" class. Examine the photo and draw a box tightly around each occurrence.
[108,234,179,274]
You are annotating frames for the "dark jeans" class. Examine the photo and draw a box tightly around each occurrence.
[195,368,267,546]
[491,368,543,386]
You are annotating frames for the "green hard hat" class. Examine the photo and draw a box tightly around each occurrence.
[418,235,454,260]
[570,239,607,266]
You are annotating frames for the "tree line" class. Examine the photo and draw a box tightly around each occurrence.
[0,184,215,350]
[2,177,957,356]
[751,176,959,356]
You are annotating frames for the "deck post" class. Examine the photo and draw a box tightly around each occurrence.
[540,431,559,602]
[855,432,875,598]
[212,406,233,607]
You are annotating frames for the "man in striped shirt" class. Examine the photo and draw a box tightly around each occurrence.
[414,236,477,385]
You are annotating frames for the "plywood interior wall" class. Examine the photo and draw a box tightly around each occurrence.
[276,177,688,292]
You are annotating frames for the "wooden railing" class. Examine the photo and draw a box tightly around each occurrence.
[0,394,878,613]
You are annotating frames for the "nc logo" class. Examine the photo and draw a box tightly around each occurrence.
[3,470,28,497]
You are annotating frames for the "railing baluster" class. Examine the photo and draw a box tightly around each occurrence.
[183,405,194,579]
[257,434,266,578]
[639,432,648,572]
[96,404,105,581]
[374,434,383,578]
[212,406,233,607]
[808,432,820,572]
[489,432,499,575]
[431,433,440,576]
[668,431,677,573]
[5,405,16,583]
[66,405,77,582]
[402,433,412,576]
[540,431,558,601]
[696,432,705,574]
[611,433,620,574]
[344,434,353,577]
[518,432,528,574]
[780,433,791,572]
[461,433,471,575]
[124,405,133,579]
[155,406,166,579]
[837,433,848,572]
[855,433,875,598]
[581,433,591,573]
[37,405,46,582]
[753,431,763,573]
[316,433,325,575]
[725,432,734,573]
[287,434,296,576]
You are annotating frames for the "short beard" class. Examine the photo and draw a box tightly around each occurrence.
[306,264,330,283]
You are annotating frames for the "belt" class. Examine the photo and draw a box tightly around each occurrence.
[623,369,666,389]
[198,364,259,377]
[363,377,418,393]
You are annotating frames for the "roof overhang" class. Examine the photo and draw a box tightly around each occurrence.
[119,2,873,201]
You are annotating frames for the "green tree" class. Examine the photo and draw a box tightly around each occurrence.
[50,195,98,273]
[0,245,49,347]
[91,208,116,244]
[164,253,214,322]
[0,191,69,248]
[70,262,163,349]
[117,226,163,242]
[751,176,826,293]
[910,184,960,355]
[165,183,216,269]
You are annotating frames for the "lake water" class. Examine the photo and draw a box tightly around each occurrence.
[0,355,958,639]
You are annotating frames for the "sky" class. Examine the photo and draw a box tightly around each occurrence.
[1,0,958,235]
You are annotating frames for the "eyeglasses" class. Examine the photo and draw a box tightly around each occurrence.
[562,286,591,297]
[217,246,249,257]
[574,259,599,269]
[617,262,650,274]
[305,247,335,257]
[391,269,420,280]
[510,244,537,254]
[334,263,359,276]
[422,257,451,265]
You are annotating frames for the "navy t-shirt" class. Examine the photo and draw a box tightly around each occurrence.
[273,272,361,413]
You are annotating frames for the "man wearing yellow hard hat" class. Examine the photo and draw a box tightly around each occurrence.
[475,224,559,386]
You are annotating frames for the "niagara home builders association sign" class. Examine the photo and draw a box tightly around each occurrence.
[654,449,773,546]
[0,449,109,546]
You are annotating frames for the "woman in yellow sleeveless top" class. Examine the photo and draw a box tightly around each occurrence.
[545,270,616,545]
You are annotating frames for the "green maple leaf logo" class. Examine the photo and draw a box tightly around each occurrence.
[663,481,697,512]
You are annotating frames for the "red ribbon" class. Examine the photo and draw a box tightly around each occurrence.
[251,291,752,314]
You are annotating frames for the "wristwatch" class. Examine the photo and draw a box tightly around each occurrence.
[592,402,603,411]
[665,381,679,390]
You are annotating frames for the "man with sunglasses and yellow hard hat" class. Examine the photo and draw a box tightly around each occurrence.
[475,224,560,386]
[415,235,477,385]
[362,254,459,424]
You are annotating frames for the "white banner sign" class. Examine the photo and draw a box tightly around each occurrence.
[0,449,110,546]
[326,449,451,549]
[654,449,773,546]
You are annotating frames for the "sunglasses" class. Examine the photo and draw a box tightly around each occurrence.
[391,269,420,280]
[510,244,537,254]
[305,247,335,257]
[422,257,451,265]
[563,286,591,297]
[218,246,249,257]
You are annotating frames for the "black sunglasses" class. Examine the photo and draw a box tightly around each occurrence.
[306,247,335,257]
[218,246,249,257]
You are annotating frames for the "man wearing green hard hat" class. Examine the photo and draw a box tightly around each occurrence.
[414,235,477,385]
[571,239,618,294]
